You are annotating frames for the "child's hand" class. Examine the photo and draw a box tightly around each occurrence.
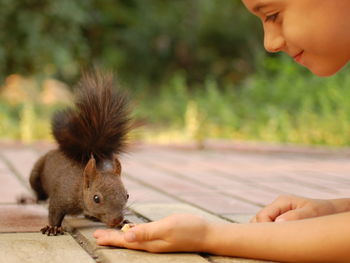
[93,214,212,253]
[250,195,337,223]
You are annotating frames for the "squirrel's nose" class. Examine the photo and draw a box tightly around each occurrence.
[111,216,123,227]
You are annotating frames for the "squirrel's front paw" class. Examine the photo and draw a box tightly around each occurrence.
[40,225,64,236]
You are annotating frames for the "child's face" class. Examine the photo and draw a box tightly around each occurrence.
[242,0,350,76]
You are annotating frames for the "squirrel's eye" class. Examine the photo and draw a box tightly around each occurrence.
[93,195,100,203]
[126,194,129,200]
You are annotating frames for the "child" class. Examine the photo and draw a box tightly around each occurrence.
[94,0,350,262]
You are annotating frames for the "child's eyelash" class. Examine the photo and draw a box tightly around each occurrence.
[265,13,279,22]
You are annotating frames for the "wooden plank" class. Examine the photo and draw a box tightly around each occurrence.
[97,249,209,263]
[0,160,29,203]
[209,256,276,263]
[0,233,95,263]
[0,204,47,232]
[63,214,147,255]
[130,202,230,223]
[0,148,39,186]
[64,215,208,263]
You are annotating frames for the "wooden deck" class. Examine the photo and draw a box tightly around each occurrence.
[1,142,349,263]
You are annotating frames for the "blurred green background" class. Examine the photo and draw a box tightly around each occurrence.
[0,0,350,146]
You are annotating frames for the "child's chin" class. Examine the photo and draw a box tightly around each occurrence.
[309,62,347,77]
[312,70,337,77]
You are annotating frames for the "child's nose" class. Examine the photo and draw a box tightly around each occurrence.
[263,26,285,53]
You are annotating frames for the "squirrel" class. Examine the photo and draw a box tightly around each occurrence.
[29,72,132,235]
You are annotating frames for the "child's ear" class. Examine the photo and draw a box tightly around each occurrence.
[114,158,121,175]
[84,155,97,189]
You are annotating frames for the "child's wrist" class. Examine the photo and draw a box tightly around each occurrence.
[200,221,216,252]
[201,222,230,254]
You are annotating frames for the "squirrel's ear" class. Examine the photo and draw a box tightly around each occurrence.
[84,155,97,188]
[114,158,121,175]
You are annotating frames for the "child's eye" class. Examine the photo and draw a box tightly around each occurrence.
[265,13,279,22]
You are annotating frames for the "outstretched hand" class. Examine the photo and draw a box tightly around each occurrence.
[94,214,212,253]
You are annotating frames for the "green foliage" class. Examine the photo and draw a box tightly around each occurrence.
[1,56,350,147]
[1,0,350,146]
[0,100,21,139]
[0,99,59,141]
[0,0,91,80]
[0,0,261,86]
[135,57,350,146]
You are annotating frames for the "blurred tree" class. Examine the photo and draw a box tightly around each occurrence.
[0,0,263,88]
[85,0,263,87]
[0,0,91,81]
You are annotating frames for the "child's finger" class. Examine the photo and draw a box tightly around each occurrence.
[253,206,282,222]
[250,216,257,223]
[124,221,162,242]
[96,234,138,249]
[275,207,314,221]
[95,229,125,246]
[94,222,162,244]
[93,229,115,238]
[254,196,299,222]
[94,228,169,252]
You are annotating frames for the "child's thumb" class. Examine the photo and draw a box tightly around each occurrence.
[275,208,312,222]
[124,230,137,242]
[124,224,154,243]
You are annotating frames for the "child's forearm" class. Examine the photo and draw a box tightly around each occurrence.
[204,211,350,263]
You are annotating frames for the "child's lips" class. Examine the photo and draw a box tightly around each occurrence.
[293,51,304,63]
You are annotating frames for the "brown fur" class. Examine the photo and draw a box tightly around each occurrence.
[52,71,131,163]
[29,72,131,234]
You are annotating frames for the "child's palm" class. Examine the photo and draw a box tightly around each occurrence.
[94,214,210,253]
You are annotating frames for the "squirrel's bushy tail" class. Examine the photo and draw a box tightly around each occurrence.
[52,72,131,164]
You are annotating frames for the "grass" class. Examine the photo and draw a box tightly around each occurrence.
[1,56,350,147]
[0,100,57,142]
[134,56,350,146]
